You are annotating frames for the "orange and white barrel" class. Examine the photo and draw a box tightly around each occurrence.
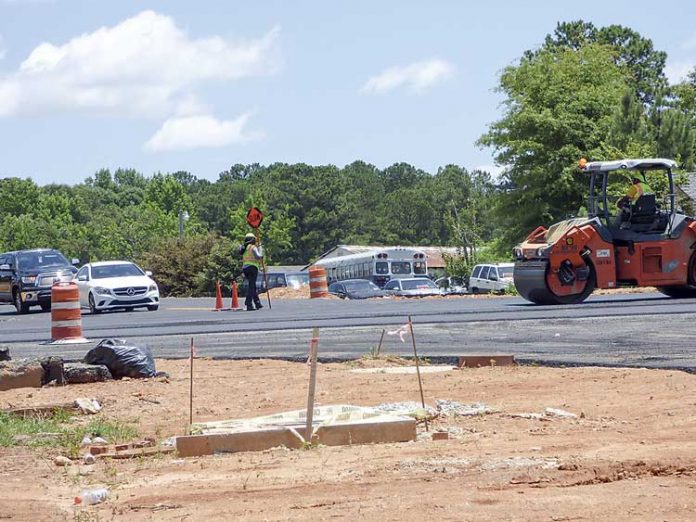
[49,282,89,344]
[309,266,329,298]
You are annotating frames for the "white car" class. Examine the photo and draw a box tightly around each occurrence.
[468,263,514,294]
[383,277,443,297]
[75,261,159,314]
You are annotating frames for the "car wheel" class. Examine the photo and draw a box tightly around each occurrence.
[40,303,51,312]
[125,307,134,312]
[147,305,159,311]
[13,290,30,314]
[88,293,101,315]
[470,287,478,294]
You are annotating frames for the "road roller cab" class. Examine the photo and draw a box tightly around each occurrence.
[513,158,696,304]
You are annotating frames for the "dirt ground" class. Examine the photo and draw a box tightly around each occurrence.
[1,358,695,521]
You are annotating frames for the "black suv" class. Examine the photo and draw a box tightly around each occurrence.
[0,249,78,314]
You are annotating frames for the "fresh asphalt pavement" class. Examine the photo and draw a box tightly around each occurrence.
[2,292,696,371]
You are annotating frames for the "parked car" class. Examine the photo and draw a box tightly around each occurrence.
[468,263,514,294]
[74,261,159,314]
[328,279,386,300]
[435,276,467,295]
[383,277,442,297]
[240,270,310,296]
[0,249,78,314]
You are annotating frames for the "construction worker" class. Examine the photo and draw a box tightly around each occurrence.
[617,175,653,227]
[241,233,263,311]
[617,175,653,207]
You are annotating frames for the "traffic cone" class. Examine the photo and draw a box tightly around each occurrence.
[212,280,223,311]
[229,280,242,311]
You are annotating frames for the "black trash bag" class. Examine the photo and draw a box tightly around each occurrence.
[84,339,157,379]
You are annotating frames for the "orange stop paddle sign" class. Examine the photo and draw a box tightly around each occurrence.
[246,207,264,229]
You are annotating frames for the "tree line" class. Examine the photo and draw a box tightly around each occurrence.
[0,163,498,295]
[2,20,696,295]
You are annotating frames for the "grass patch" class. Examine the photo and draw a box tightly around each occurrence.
[0,411,139,457]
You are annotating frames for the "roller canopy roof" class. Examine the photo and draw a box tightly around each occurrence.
[582,158,677,172]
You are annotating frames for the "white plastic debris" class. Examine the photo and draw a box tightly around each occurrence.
[544,407,578,419]
[83,453,96,465]
[80,436,92,447]
[74,398,102,415]
[92,436,108,445]
[509,413,544,420]
[435,399,498,417]
[375,401,437,420]
[74,488,108,505]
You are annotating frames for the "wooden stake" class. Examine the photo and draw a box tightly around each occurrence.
[408,316,428,431]
[189,337,194,434]
[376,328,386,356]
[254,228,272,310]
[305,327,320,443]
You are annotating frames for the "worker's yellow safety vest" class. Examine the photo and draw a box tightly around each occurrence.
[243,244,260,268]
[629,181,653,202]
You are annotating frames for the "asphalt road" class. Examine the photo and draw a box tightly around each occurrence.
[2,293,696,371]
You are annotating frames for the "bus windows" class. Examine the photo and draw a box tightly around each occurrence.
[376,261,388,274]
[414,261,426,275]
[391,261,411,275]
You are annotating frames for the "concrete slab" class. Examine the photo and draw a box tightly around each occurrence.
[177,427,304,457]
[314,418,416,446]
[457,354,515,368]
[0,361,43,391]
[177,408,418,457]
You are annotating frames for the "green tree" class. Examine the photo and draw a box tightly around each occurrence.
[138,234,218,297]
[536,20,667,103]
[479,44,630,246]
[0,178,41,218]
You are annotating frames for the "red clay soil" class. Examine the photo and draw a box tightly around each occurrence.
[1,359,694,521]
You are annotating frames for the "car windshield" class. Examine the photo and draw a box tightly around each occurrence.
[17,251,70,270]
[286,273,309,288]
[91,263,144,279]
[402,279,436,290]
[344,280,380,291]
[499,267,513,278]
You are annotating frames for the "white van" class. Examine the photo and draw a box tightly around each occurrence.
[468,263,514,294]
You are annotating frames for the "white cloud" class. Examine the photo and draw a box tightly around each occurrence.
[361,59,454,95]
[0,34,6,60]
[665,60,695,84]
[144,112,263,152]
[0,10,280,118]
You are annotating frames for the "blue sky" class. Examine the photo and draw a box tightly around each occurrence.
[1,0,695,185]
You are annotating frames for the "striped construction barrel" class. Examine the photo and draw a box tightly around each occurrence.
[50,282,87,343]
[308,266,329,298]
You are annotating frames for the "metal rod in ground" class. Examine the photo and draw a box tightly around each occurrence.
[305,327,320,443]
[189,337,194,434]
[254,228,272,310]
[377,328,386,356]
[408,315,428,431]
